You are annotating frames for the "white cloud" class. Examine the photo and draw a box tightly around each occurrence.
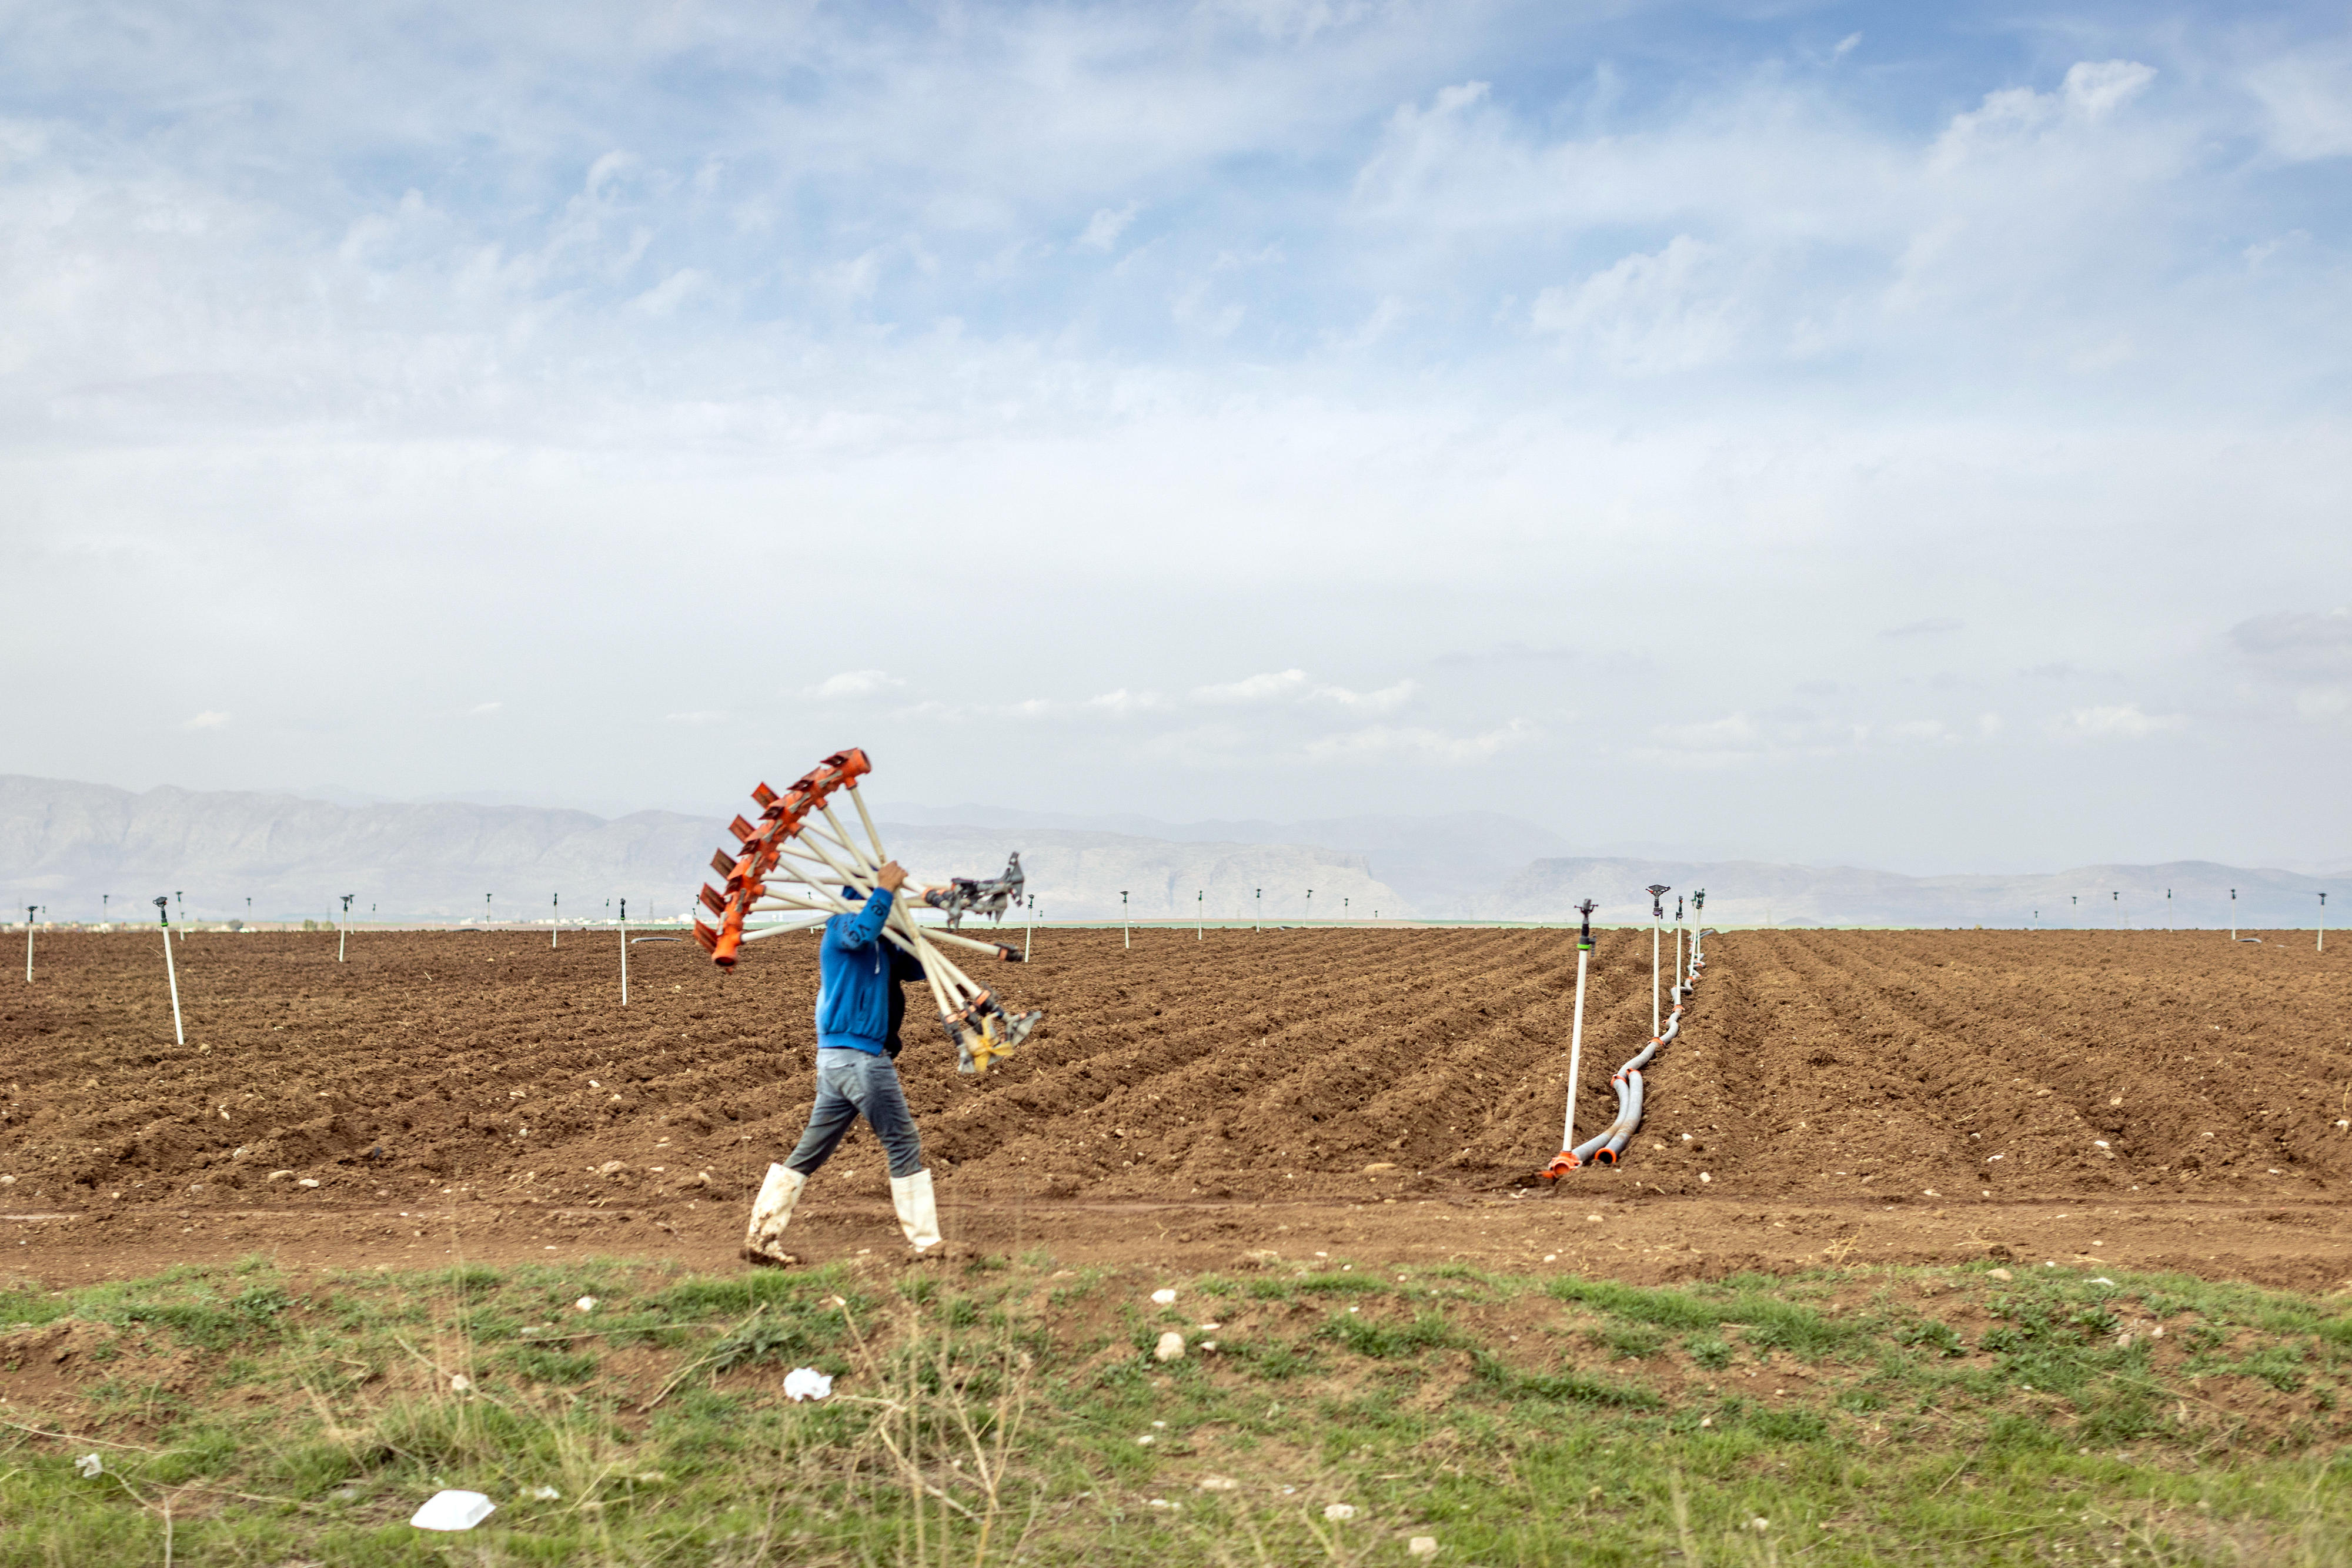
[2049,703,2184,740]
[1302,719,1532,765]
[1193,669,1311,703]
[2245,51,2352,161]
[808,670,906,701]
[631,268,710,316]
[1311,680,1416,714]
[1190,670,1415,713]
[1933,60,2156,168]
[1531,236,1739,374]
[181,710,230,730]
[1083,688,1164,718]
[1076,201,1141,251]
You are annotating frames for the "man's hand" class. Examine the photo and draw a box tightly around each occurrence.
[875,860,910,894]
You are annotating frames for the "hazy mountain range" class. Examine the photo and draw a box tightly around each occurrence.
[0,774,2335,930]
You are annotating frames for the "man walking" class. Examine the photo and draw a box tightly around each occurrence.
[743,861,946,1266]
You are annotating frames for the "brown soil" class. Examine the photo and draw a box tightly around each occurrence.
[2,927,2348,1291]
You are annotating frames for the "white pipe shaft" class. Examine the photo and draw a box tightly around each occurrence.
[847,784,891,870]
[741,914,832,941]
[1561,944,1589,1152]
[1651,921,1661,1037]
[620,917,629,1006]
[161,917,185,1048]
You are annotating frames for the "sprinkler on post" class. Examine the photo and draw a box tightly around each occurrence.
[1541,900,1601,1179]
[338,894,354,962]
[1025,894,1035,961]
[101,893,109,924]
[1674,894,1686,994]
[2113,890,2121,929]
[1255,887,1261,932]
[484,893,493,929]
[619,897,629,1006]
[2167,888,2173,931]
[175,890,186,942]
[1121,890,1130,950]
[1645,885,1670,1037]
[22,905,36,983]
[2230,888,2237,942]
[552,892,560,948]
[1197,890,1204,940]
[2319,891,2327,952]
[1305,888,1313,923]
[154,897,185,1047]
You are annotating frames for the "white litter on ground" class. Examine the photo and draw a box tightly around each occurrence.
[74,1454,102,1478]
[1150,1288,1177,1305]
[783,1368,833,1402]
[410,1490,497,1531]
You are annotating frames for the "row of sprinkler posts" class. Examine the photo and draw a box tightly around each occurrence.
[1553,884,1705,1175]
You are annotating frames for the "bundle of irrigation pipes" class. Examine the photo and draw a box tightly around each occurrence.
[1542,890,1708,1177]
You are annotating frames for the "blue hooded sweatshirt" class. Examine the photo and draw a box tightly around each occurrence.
[815,888,898,1054]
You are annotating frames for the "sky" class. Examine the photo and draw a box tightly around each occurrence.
[4,0,2350,874]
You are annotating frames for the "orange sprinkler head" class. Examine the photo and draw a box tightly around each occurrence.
[1539,1151,1581,1180]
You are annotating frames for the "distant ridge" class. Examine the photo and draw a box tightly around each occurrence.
[0,775,1402,923]
[1482,857,2333,930]
[0,774,2328,928]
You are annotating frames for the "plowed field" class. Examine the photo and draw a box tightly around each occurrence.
[3,927,2348,1289]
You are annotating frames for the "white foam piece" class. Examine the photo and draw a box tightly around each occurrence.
[410,1490,497,1531]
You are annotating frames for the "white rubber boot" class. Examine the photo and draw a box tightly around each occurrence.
[890,1168,942,1253]
[741,1164,807,1268]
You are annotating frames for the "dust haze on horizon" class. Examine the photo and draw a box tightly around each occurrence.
[3,1,2349,879]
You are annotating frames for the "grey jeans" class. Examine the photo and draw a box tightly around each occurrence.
[786,1047,925,1179]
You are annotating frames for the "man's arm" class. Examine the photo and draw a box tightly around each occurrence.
[834,861,910,950]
